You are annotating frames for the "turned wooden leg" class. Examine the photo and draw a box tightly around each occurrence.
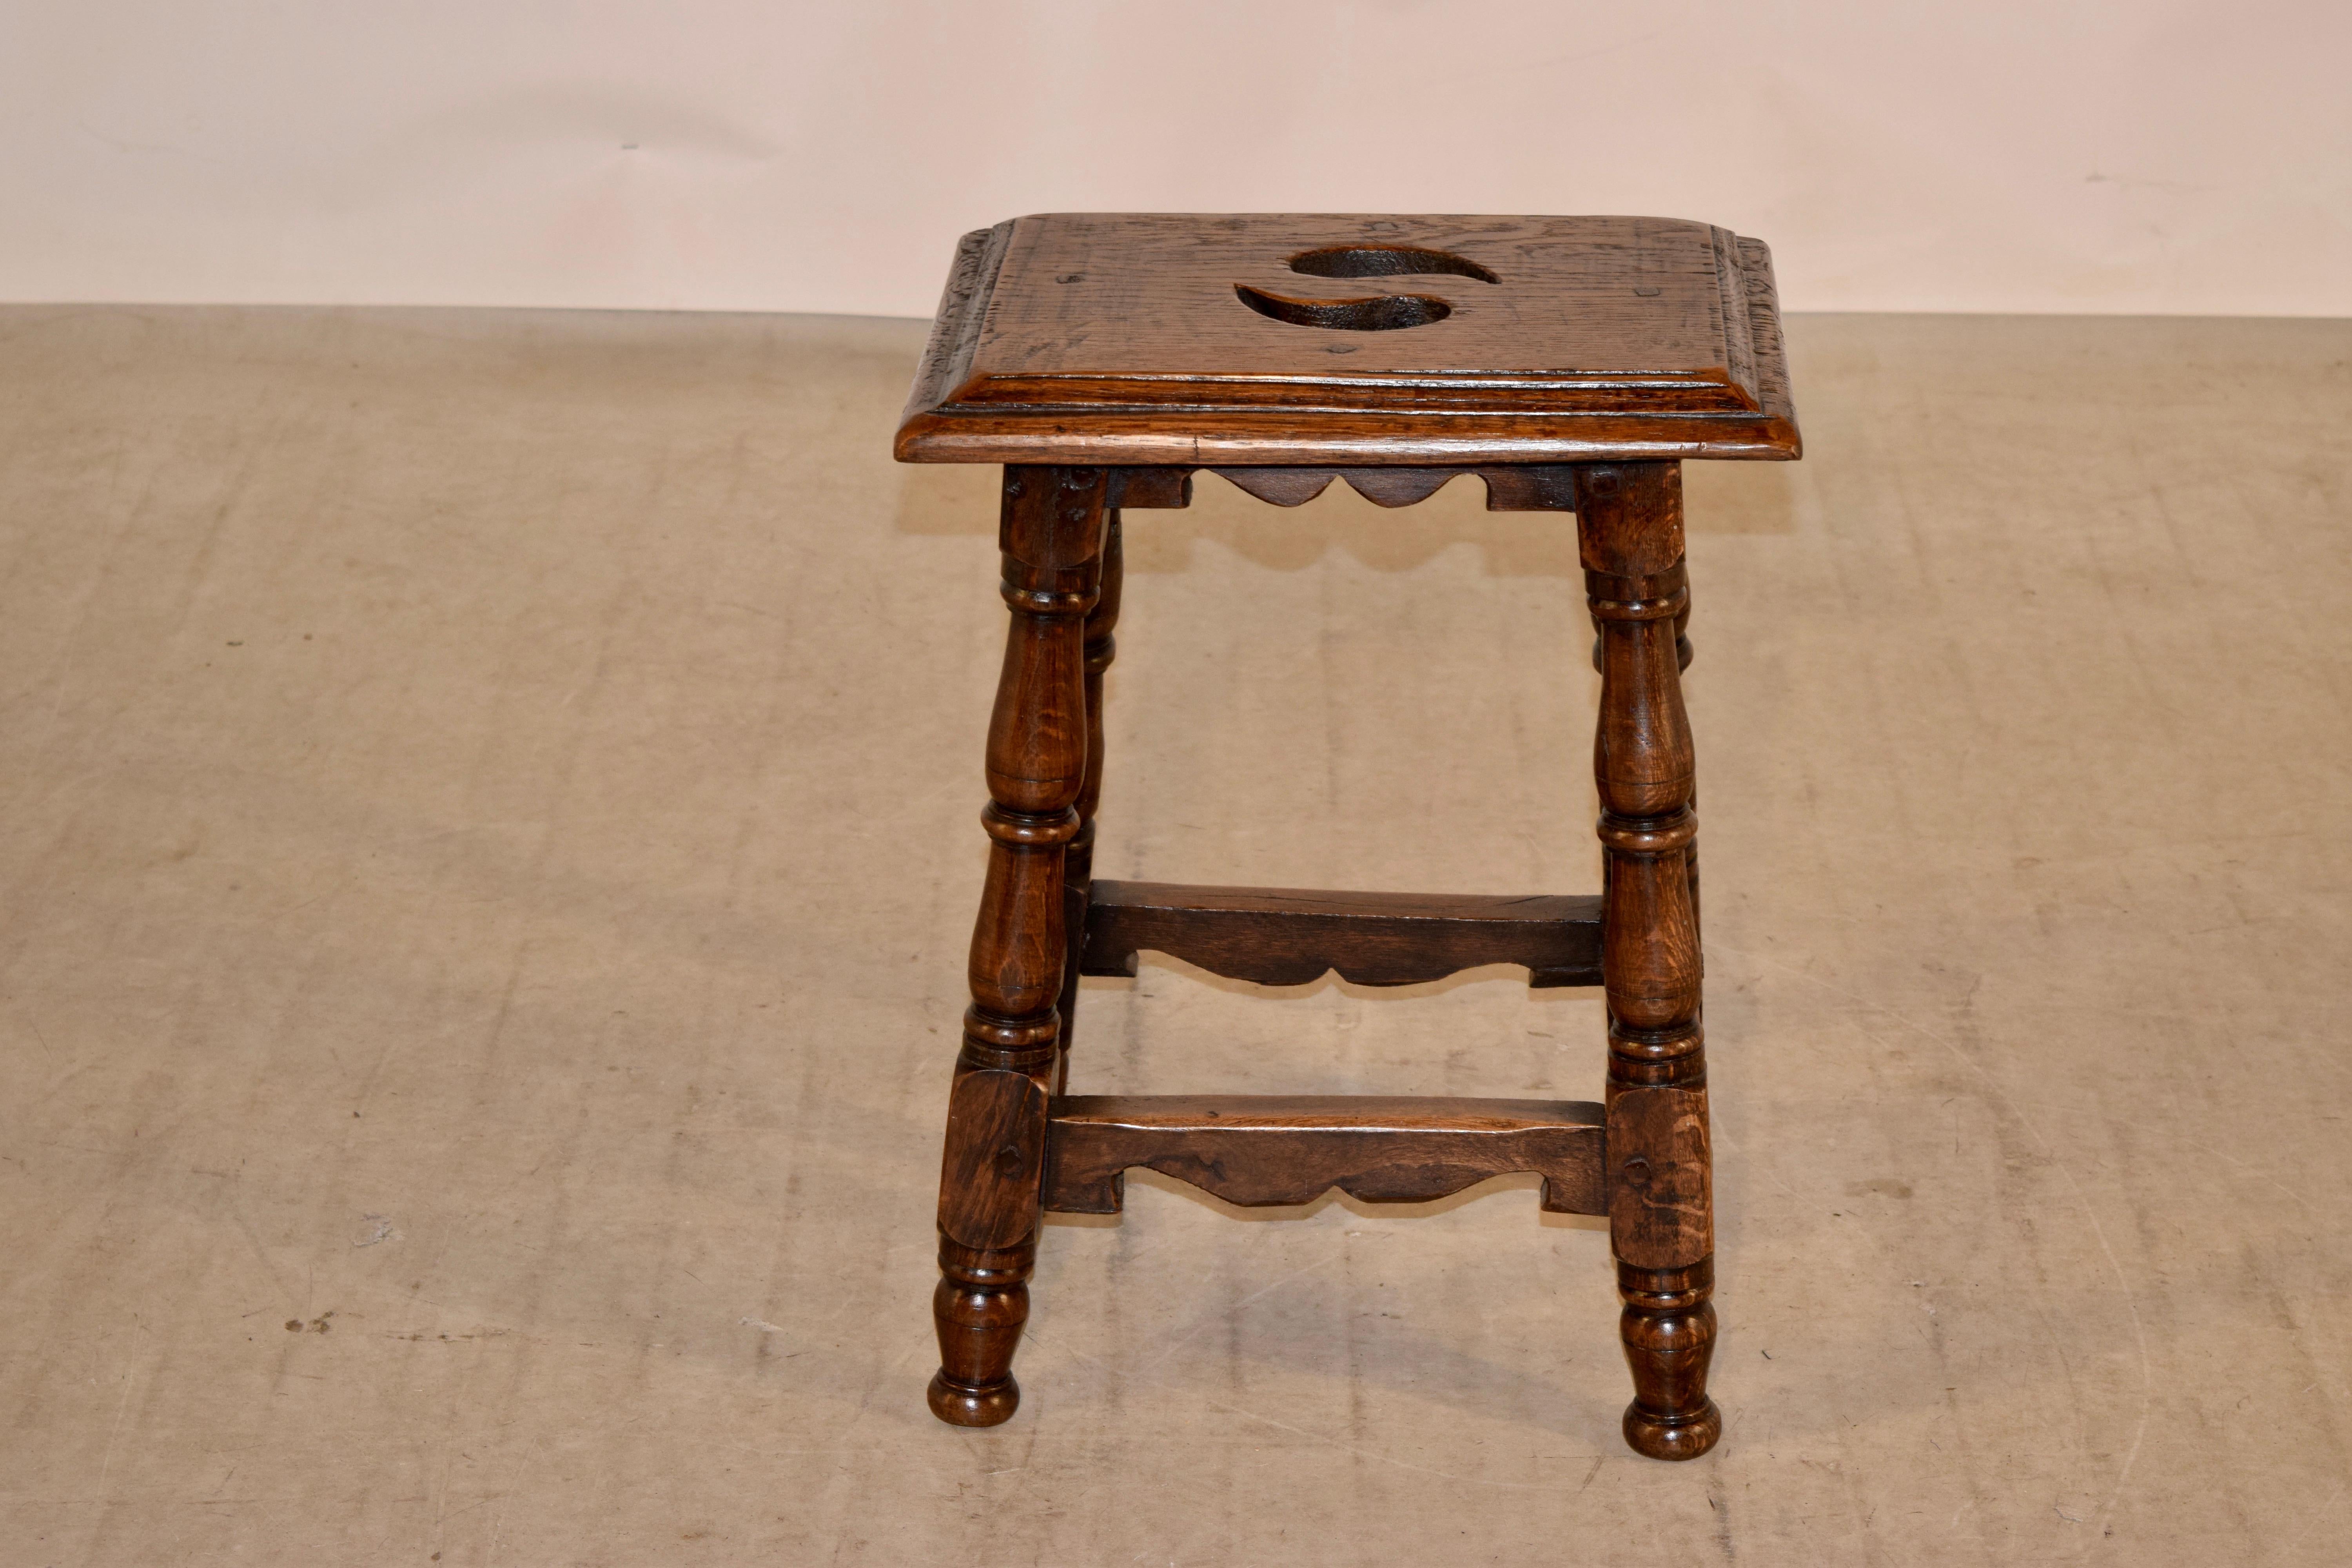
[929,465,1108,1427]
[1679,588,1700,933]
[1578,462,1719,1461]
[1054,511,1123,1094]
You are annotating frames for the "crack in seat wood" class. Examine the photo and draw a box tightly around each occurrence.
[896,212,1801,1460]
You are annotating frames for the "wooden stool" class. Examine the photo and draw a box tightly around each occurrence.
[895,214,1801,1460]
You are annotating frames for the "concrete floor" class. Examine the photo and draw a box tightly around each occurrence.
[0,303,2346,1566]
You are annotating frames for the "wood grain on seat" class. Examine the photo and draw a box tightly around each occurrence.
[897,213,1800,466]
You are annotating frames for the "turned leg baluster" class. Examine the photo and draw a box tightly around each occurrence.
[1577,462,1720,1461]
[1677,588,1699,927]
[1054,511,1123,1093]
[928,465,1108,1426]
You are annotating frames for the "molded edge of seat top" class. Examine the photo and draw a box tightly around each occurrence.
[895,212,1801,466]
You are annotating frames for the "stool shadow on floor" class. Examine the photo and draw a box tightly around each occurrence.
[1045,957,1613,1227]
[1036,1170,1623,1445]
[1059,958,1608,1109]
[1045,1165,1610,1232]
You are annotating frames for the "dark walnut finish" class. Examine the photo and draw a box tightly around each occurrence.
[903,212,1799,1460]
[1577,461,1721,1459]
[1081,882,1602,989]
[899,213,1797,467]
[928,465,1107,1427]
[1053,507,1123,1091]
[1045,1096,1607,1215]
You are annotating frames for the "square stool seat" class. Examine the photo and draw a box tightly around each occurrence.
[895,211,1801,1460]
[897,211,1798,468]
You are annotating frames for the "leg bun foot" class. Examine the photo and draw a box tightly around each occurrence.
[1622,1397,1721,1460]
[928,1371,1020,1426]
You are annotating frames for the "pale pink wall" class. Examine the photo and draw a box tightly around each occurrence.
[5,1,2346,316]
